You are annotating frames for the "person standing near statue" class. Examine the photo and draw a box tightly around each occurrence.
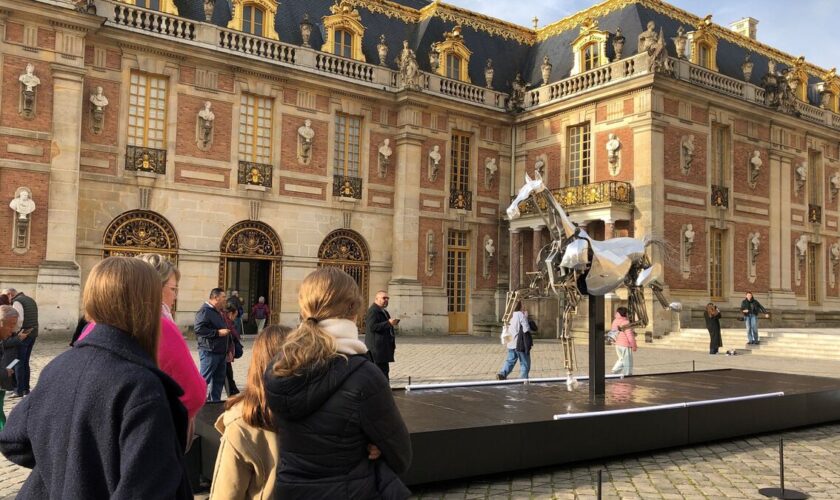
[3,288,37,398]
[364,290,398,380]
[741,291,768,345]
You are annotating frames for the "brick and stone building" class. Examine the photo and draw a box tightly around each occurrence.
[1,0,838,337]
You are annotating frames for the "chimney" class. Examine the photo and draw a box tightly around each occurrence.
[729,17,758,40]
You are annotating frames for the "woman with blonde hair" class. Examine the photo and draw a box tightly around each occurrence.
[0,257,192,498]
[211,325,290,500]
[266,267,412,499]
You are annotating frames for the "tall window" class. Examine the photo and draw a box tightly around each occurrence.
[128,72,167,149]
[709,228,724,299]
[334,29,352,58]
[582,43,600,71]
[239,94,273,164]
[698,44,711,68]
[567,123,591,186]
[807,243,819,304]
[242,5,264,36]
[446,229,469,333]
[446,53,462,80]
[136,0,161,10]
[334,114,361,177]
[711,123,730,186]
[808,151,822,206]
[450,132,470,192]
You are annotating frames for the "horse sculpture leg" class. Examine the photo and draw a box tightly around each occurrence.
[561,274,581,391]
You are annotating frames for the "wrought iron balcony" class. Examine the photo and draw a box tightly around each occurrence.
[125,145,166,174]
[449,189,473,211]
[238,161,273,188]
[808,204,822,224]
[333,174,362,200]
[711,185,729,208]
[517,180,633,216]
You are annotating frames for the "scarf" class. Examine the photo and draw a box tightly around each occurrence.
[161,303,173,322]
[318,318,368,355]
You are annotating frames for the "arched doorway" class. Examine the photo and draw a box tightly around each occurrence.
[317,229,370,306]
[218,221,282,326]
[102,209,179,261]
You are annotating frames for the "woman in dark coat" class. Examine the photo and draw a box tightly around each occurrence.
[0,257,192,499]
[704,302,723,355]
[265,267,412,499]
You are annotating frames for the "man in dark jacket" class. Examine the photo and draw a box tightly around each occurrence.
[740,291,768,345]
[195,288,230,402]
[4,288,37,397]
[364,290,398,380]
[0,324,192,499]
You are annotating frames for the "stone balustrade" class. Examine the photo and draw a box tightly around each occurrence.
[218,28,295,64]
[110,2,195,40]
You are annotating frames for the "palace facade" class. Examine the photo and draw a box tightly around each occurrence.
[1,0,838,336]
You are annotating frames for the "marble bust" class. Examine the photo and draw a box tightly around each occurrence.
[9,189,36,220]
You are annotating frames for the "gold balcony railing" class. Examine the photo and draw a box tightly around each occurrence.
[125,145,166,174]
[517,180,633,216]
[238,160,273,188]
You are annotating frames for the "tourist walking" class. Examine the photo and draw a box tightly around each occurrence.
[3,288,38,398]
[740,291,768,345]
[0,305,20,430]
[196,288,231,402]
[496,301,532,380]
[250,296,270,334]
[222,303,243,397]
[610,307,637,376]
[704,302,723,354]
[0,257,193,499]
[211,325,290,500]
[364,290,399,380]
[265,267,412,499]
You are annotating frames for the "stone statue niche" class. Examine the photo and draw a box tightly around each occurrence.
[484,157,497,189]
[297,119,315,165]
[196,101,215,151]
[681,223,695,278]
[830,171,840,202]
[9,187,36,253]
[680,135,695,175]
[428,145,441,182]
[748,232,760,283]
[794,234,808,286]
[606,133,621,176]
[830,241,840,289]
[377,139,392,178]
[18,63,40,119]
[89,86,109,135]
[795,162,807,194]
[533,154,546,176]
[748,150,762,189]
[482,235,495,279]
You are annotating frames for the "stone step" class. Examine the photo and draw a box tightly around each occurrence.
[652,328,840,360]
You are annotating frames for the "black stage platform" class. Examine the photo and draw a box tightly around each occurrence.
[193,369,840,486]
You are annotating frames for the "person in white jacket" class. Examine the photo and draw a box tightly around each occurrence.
[496,301,531,380]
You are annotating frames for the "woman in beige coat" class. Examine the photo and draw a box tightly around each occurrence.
[211,325,289,500]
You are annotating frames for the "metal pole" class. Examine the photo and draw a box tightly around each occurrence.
[597,469,602,500]
[692,360,695,372]
[780,438,785,497]
[588,294,605,401]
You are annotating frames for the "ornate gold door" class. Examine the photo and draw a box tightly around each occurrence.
[218,221,283,325]
[103,210,179,261]
[318,229,370,317]
[447,229,470,334]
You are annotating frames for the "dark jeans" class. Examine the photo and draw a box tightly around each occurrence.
[199,351,227,402]
[375,362,390,380]
[15,335,35,395]
[225,362,239,397]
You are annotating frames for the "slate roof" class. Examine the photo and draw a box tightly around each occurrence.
[166,0,831,105]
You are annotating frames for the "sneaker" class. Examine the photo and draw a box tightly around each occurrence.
[496,373,506,380]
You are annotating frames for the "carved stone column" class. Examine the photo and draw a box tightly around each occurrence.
[510,230,522,289]
[531,225,546,275]
[767,151,797,309]
[388,131,424,333]
[37,63,86,331]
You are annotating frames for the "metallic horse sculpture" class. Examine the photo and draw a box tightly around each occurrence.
[503,172,681,390]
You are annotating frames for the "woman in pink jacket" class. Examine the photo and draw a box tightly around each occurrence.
[610,306,637,376]
[79,254,206,427]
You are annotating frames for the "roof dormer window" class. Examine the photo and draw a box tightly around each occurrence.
[243,5,264,36]
[570,18,608,75]
[229,0,279,39]
[322,0,366,61]
[434,26,472,82]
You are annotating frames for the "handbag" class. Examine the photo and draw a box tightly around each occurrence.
[515,325,533,353]
[605,329,619,344]
[233,336,244,359]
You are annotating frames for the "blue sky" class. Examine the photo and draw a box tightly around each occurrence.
[450,0,839,70]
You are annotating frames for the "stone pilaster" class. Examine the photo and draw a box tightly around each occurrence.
[509,229,522,289]
[37,63,86,331]
[767,152,797,309]
[388,131,425,333]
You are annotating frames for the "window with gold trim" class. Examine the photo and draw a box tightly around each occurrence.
[239,94,273,164]
[567,123,591,186]
[228,0,279,39]
[123,0,178,14]
[570,18,608,75]
[807,242,819,304]
[450,132,471,192]
[689,16,718,71]
[334,114,361,177]
[322,0,366,61]
[711,123,730,187]
[435,26,472,82]
[128,72,167,149]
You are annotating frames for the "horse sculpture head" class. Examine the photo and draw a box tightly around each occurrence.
[507,171,546,220]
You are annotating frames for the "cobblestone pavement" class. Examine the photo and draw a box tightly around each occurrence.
[2,334,840,499]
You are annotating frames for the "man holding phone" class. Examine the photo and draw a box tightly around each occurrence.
[194,288,231,402]
[364,290,398,380]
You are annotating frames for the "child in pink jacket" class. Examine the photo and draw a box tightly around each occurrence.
[610,306,637,376]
